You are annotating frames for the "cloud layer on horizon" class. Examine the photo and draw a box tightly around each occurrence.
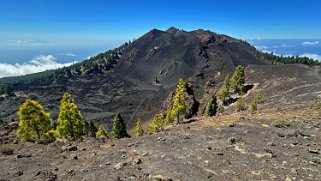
[0,55,76,78]
[63,53,76,57]
[300,53,321,61]
[302,41,319,46]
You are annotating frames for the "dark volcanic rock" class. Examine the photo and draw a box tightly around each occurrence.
[0,28,263,130]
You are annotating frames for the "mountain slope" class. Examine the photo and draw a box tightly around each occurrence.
[115,27,263,88]
[0,27,279,128]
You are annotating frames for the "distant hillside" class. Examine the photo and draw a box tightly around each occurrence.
[242,40,321,66]
[0,42,130,94]
[256,51,321,66]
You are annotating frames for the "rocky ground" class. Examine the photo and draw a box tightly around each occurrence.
[1,109,320,181]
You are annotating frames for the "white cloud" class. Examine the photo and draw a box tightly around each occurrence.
[8,40,59,46]
[271,43,292,49]
[261,50,280,55]
[280,43,292,48]
[255,43,291,50]
[302,41,319,46]
[300,53,321,61]
[261,50,272,53]
[0,55,77,78]
[63,53,76,57]
[247,38,262,41]
[254,45,269,50]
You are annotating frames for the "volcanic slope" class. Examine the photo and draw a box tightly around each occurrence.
[0,27,264,128]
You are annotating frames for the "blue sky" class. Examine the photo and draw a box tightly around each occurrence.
[1,0,321,41]
[0,0,321,77]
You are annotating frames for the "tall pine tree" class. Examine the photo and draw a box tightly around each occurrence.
[205,93,218,117]
[171,79,187,123]
[250,91,263,112]
[111,113,130,139]
[165,107,173,125]
[17,99,52,142]
[230,65,245,93]
[57,92,84,141]
[147,113,165,134]
[217,74,230,104]
[134,118,144,137]
[84,120,97,137]
[223,74,230,94]
[234,97,245,111]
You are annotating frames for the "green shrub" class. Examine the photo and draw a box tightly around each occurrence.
[272,120,291,128]
[96,125,108,139]
[254,91,262,102]
[310,103,321,110]
[44,130,59,142]
[310,156,321,164]
[233,97,245,111]
[0,145,15,155]
[60,151,68,159]
[249,99,257,113]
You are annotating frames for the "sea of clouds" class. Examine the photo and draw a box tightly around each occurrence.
[251,39,321,61]
[0,55,77,78]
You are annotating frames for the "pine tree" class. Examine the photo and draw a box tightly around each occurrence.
[234,97,245,111]
[218,103,224,114]
[205,93,217,117]
[171,79,187,123]
[254,91,262,102]
[165,107,173,125]
[153,113,165,132]
[96,125,108,139]
[217,85,228,104]
[250,99,257,113]
[217,74,230,104]
[147,113,165,134]
[84,120,98,137]
[230,65,245,93]
[57,92,84,141]
[250,91,263,113]
[223,74,230,94]
[17,99,52,142]
[134,118,144,137]
[111,113,130,139]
